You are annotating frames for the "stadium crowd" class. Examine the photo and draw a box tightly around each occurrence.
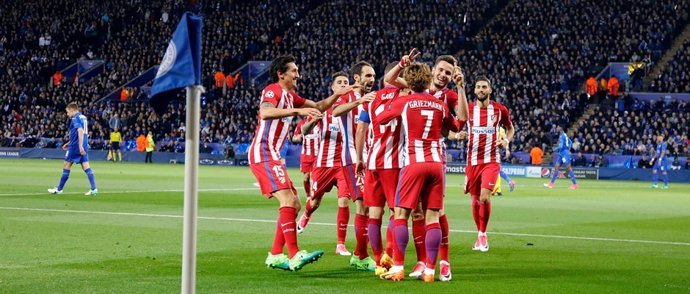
[572,97,690,157]
[651,37,690,93]
[1,0,690,162]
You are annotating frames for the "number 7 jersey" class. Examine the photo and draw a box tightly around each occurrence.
[378,92,460,166]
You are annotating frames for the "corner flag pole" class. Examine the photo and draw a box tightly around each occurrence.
[182,85,203,294]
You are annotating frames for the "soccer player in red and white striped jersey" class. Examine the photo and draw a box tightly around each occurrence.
[249,55,358,271]
[462,76,514,253]
[292,117,320,199]
[296,72,359,256]
[331,61,377,271]
[377,63,461,282]
[355,62,406,276]
[384,52,465,281]
[297,65,377,271]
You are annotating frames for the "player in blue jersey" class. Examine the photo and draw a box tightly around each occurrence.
[48,102,98,195]
[650,134,669,189]
[544,126,578,190]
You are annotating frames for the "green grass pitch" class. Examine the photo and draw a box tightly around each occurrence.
[0,158,689,293]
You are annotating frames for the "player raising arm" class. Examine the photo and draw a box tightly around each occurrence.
[249,55,357,272]
[377,62,460,283]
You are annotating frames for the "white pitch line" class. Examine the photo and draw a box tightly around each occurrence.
[0,187,259,197]
[1,206,689,247]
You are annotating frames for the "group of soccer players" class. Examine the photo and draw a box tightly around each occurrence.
[40,50,673,285]
[248,50,515,282]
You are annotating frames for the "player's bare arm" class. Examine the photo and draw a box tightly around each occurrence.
[355,121,368,175]
[384,48,421,88]
[77,127,86,155]
[332,91,375,117]
[259,102,320,120]
[448,130,468,141]
[301,115,321,135]
[302,85,360,112]
[453,66,469,122]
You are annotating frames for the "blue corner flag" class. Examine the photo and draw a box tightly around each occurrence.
[150,12,203,115]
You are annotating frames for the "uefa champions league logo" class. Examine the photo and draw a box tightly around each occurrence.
[156,40,177,78]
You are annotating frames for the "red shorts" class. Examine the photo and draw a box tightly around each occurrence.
[464,162,500,196]
[311,165,363,201]
[341,164,364,201]
[364,169,400,209]
[395,163,445,210]
[300,155,316,173]
[250,160,297,198]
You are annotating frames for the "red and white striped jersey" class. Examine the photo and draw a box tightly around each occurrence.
[466,101,512,166]
[294,118,320,157]
[364,86,405,170]
[427,87,459,163]
[334,90,364,166]
[249,83,306,164]
[378,93,460,165]
[427,87,458,116]
[315,108,344,167]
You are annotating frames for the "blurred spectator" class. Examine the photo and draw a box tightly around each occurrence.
[637,155,651,169]
[225,144,235,160]
[530,143,543,165]
[573,152,587,167]
[670,156,681,170]
[592,155,608,167]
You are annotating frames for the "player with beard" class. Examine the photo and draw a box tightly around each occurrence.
[378,62,461,282]
[460,75,514,253]
[354,62,408,276]
[298,62,377,271]
[383,51,466,281]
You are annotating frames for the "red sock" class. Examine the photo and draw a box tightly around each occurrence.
[385,214,395,257]
[354,214,369,258]
[412,219,426,263]
[337,205,350,244]
[271,216,285,255]
[439,214,449,262]
[471,196,481,231]
[479,201,491,233]
[279,207,299,258]
[303,178,311,198]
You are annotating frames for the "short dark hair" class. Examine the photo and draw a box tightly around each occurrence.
[66,102,79,110]
[332,71,348,80]
[350,61,372,76]
[434,55,457,67]
[269,55,297,83]
[475,75,492,88]
[384,62,398,75]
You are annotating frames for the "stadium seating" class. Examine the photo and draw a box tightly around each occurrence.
[651,38,690,93]
[2,0,690,159]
